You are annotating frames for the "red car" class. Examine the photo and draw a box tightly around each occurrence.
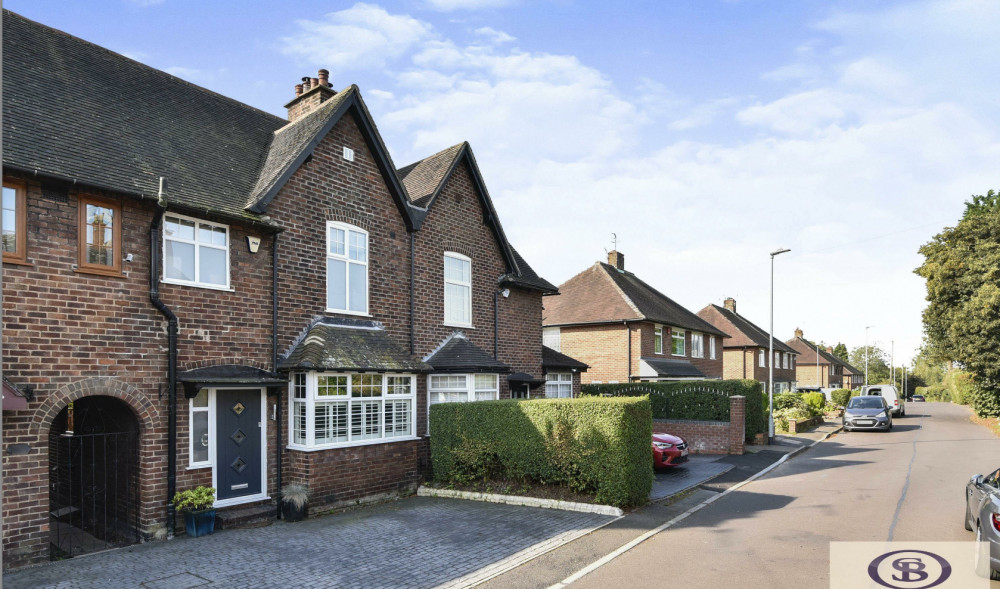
[652,433,689,468]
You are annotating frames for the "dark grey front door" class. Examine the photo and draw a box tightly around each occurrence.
[216,389,262,501]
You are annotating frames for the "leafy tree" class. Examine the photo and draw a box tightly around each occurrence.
[916,189,1000,417]
[832,343,849,362]
[849,345,891,385]
[911,341,947,388]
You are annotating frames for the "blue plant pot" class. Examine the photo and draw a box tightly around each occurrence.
[183,509,216,537]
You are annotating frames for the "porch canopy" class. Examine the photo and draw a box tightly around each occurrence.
[640,357,707,379]
[423,332,510,374]
[2,377,29,411]
[178,365,288,399]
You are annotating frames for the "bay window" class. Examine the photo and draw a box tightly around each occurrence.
[288,372,414,449]
[327,222,368,314]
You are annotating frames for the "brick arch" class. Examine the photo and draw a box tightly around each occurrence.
[324,207,374,231]
[30,377,158,440]
[440,241,476,260]
[180,357,271,372]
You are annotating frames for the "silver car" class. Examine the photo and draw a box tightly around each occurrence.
[965,467,1000,580]
[842,396,892,432]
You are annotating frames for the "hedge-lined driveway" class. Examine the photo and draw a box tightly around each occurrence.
[4,497,614,589]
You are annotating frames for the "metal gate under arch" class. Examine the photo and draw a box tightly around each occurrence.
[48,397,141,560]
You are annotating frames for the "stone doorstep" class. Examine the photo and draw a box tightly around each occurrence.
[213,503,276,530]
[416,486,624,517]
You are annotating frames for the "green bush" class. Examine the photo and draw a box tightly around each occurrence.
[773,392,805,411]
[429,397,652,508]
[830,389,852,407]
[970,382,1000,417]
[949,371,975,405]
[922,385,951,402]
[803,392,826,416]
[581,380,764,442]
[172,486,215,512]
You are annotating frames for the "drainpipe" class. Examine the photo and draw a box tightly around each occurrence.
[272,233,282,519]
[149,177,178,540]
[494,290,500,359]
[409,232,415,355]
[625,321,631,382]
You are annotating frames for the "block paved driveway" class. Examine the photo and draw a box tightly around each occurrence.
[4,497,613,589]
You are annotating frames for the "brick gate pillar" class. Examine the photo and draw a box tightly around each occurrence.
[729,395,746,455]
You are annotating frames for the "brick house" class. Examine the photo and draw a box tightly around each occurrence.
[785,329,845,388]
[696,298,798,393]
[542,251,728,384]
[1,10,557,569]
[841,362,864,390]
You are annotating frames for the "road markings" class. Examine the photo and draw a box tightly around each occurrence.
[887,413,924,541]
[545,427,843,589]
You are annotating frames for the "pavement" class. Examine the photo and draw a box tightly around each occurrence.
[568,403,1000,589]
[3,497,614,589]
[3,420,839,589]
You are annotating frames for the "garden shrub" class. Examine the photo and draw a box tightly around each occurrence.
[581,380,765,442]
[773,392,806,411]
[430,396,652,508]
[830,389,852,408]
[774,407,812,432]
[803,392,826,416]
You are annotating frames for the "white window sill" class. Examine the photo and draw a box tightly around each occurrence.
[287,435,420,452]
[325,309,372,317]
[672,354,686,358]
[443,323,475,329]
[214,493,270,509]
[162,279,234,292]
[187,464,212,471]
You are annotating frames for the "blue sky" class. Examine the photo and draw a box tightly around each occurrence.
[10,0,1000,365]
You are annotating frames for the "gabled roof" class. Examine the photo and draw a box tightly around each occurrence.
[423,332,511,373]
[698,305,797,354]
[785,336,842,366]
[542,346,589,372]
[279,317,431,372]
[543,262,728,337]
[2,10,418,230]
[640,358,707,379]
[399,142,557,293]
[2,10,285,226]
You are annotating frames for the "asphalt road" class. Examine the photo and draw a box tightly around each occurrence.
[565,402,1000,589]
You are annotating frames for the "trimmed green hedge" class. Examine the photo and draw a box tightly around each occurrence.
[429,397,652,508]
[830,389,852,407]
[581,380,765,442]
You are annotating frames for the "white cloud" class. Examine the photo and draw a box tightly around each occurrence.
[473,26,515,44]
[424,0,515,11]
[281,4,432,70]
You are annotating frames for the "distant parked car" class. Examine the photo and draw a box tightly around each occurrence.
[861,384,906,417]
[911,394,925,402]
[652,433,689,468]
[965,467,1000,580]
[842,396,892,432]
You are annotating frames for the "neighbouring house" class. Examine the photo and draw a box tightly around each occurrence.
[542,346,589,398]
[1,10,557,570]
[697,298,799,393]
[840,361,865,390]
[785,329,845,389]
[542,251,729,384]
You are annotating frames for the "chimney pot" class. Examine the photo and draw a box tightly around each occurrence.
[311,77,319,88]
[794,328,803,338]
[724,297,736,313]
[301,77,312,91]
[607,250,625,271]
[294,83,304,97]
[318,69,330,87]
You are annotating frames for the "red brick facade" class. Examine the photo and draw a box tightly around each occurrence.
[2,85,550,569]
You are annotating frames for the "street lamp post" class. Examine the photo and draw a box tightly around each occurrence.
[864,326,873,387]
[769,247,791,443]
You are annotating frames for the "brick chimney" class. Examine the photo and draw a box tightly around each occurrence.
[286,69,336,122]
[826,346,834,353]
[607,250,625,271]
[724,297,736,313]
[795,328,803,338]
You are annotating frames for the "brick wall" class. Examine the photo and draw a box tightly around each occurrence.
[651,395,745,455]
[2,176,275,568]
[560,324,630,384]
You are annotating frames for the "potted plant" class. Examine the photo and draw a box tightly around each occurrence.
[172,486,216,537]
[281,484,309,522]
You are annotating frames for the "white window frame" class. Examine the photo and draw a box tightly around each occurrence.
[759,349,766,367]
[709,336,716,360]
[427,373,499,418]
[543,327,561,351]
[544,372,573,398]
[443,252,473,328]
[783,353,789,369]
[162,213,231,290]
[326,221,369,316]
[691,332,704,358]
[671,329,686,357]
[654,326,663,355]
[287,372,416,451]
[188,390,214,469]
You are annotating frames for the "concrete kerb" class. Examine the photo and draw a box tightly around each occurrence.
[545,425,844,589]
[417,486,624,517]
